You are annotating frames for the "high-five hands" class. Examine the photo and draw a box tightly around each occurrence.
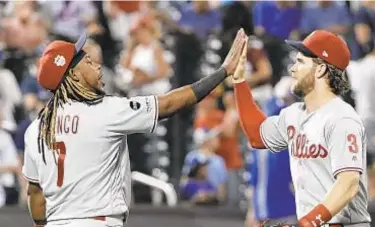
[231,34,248,84]
[222,28,248,76]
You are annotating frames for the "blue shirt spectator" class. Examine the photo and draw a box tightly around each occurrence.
[178,2,221,40]
[248,96,296,220]
[354,5,375,57]
[182,150,227,189]
[300,1,351,36]
[253,1,301,40]
[13,118,32,154]
[180,155,217,201]
[180,179,216,200]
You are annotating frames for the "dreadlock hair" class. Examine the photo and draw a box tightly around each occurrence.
[312,58,349,96]
[37,71,104,163]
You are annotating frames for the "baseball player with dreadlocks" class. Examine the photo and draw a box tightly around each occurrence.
[232,30,371,226]
[22,29,247,227]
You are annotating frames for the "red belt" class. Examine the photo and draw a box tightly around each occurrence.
[92,216,106,221]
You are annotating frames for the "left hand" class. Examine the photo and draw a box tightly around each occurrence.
[221,28,247,75]
[231,35,248,83]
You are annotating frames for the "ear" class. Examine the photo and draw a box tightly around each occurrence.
[315,64,327,79]
[69,69,80,82]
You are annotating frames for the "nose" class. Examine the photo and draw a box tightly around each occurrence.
[288,63,296,74]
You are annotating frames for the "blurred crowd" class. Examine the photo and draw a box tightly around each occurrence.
[1,0,375,225]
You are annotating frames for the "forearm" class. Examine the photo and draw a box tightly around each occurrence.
[157,68,227,119]
[247,74,270,88]
[27,183,46,226]
[233,81,266,148]
[0,165,19,173]
[322,174,359,217]
[299,172,360,226]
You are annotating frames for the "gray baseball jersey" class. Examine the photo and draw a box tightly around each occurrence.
[260,97,371,224]
[22,95,158,221]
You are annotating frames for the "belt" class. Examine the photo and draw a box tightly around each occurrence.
[90,213,128,222]
[92,216,106,221]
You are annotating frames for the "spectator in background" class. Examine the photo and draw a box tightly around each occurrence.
[118,14,171,96]
[300,0,351,38]
[253,1,300,41]
[116,15,172,202]
[225,35,272,107]
[181,127,227,204]
[253,1,301,86]
[1,1,48,84]
[104,1,144,46]
[83,39,116,94]
[178,0,221,40]
[0,109,20,208]
[0,1,47,52]
[245,76,297,227]
[354,1,375,58]
[194,91,243,207]
[40,1,100,42]
[220,1,253,37]
[0,66,22,132]
[180,155,221,205]
[346,44,375,167]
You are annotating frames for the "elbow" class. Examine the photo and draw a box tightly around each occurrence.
[249,141,266,149]
[240,118,266,149]
[342,173,360,200]
[348,178,360,200]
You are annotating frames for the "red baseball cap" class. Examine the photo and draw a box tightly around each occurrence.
[37,32,87,91]
[285,30,350,70]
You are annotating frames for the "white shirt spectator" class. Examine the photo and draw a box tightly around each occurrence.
[347,55,375,121]
[0,69,22,132]
[0,129,19,207]
[128,43,171,96]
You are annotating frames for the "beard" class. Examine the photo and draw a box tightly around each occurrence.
[291,72,315,98]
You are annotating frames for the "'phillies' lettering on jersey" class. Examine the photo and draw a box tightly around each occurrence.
[259,97,371,224]
[287,126,328,159]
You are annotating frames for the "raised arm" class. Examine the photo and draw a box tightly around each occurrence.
[157,29,247,120]
[231,39,267,149]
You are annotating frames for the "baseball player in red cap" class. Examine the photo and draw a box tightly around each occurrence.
[232,30,371,226]
[22,29,247,227]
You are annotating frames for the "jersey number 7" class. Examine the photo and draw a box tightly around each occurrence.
[54,141,66,187]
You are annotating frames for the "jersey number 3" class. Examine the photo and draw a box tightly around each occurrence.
[54,141,66,187]
[347,134,358,153]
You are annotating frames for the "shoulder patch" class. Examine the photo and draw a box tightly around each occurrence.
[130,101,141,110]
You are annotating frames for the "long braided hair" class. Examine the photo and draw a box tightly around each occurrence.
[37,70,104,163]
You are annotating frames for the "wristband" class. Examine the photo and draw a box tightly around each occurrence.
[298,204,332,227]
[34,219,47,227]
[191,67,228,102]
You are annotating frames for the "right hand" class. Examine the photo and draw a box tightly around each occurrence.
[231,35,248,83]
[222,28,247,75]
